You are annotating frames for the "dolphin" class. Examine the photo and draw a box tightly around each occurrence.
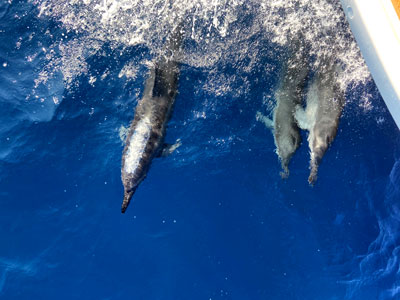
[295,59,344,185]
[121,26,183,213]
[258,39,309,178]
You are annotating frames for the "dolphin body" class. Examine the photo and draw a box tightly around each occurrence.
[257,39,309,178]
[273,43,309,178]
[121,27,183,213]
[295,59,344,185]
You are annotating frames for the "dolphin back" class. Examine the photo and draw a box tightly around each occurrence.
[273,37,309,178]
[307,60,344,185]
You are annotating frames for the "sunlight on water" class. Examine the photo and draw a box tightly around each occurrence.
[31,0,370,98]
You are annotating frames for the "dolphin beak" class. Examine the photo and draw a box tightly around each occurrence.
[280,160,290,179]
[121,189,135,214]
[308,167,318,186]
[308,147,325,185]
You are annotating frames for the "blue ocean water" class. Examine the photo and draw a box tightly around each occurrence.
[1,1,400,299]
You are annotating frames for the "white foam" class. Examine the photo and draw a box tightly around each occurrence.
[124,116,152,174]
[32,0,372,104]
[118,61,139,80]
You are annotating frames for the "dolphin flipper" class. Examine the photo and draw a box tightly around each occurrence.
[294,105,309,130]
[158,139,182,157]
[119,125,129,143]
[256,111,274,130]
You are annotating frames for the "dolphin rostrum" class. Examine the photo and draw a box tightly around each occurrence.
[295,58,344,185]
[121,26,183,213]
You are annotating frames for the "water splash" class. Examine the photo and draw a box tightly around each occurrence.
[260,0,370,91]
[0,0,377,167]
[30,0,370,97]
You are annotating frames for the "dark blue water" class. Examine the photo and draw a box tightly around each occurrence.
[1,1,400,299]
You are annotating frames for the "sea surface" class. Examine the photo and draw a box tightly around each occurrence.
[1,0,400,299]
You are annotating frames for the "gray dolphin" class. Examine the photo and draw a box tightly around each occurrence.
[121,26,183,213]
[258,39,309,178]
[295,59,344,185]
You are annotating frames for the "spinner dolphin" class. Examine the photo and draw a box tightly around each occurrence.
[295,58,344,185]
[257,39,309,178]
[121,26,183,213]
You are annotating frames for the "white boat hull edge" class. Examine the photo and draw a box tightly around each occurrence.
[340,0,400,129]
